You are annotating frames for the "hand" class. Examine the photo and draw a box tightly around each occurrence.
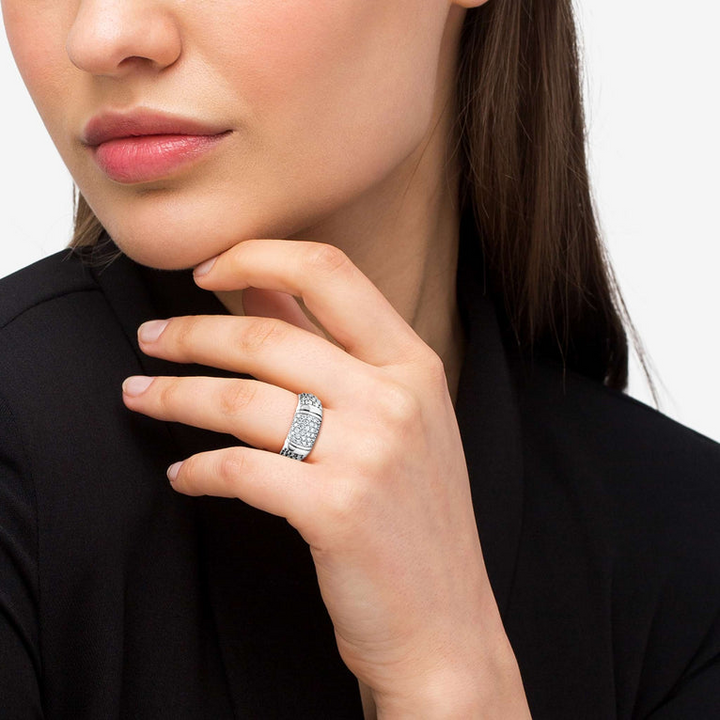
[121,239,531,718]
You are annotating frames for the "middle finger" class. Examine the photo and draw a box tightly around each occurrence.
[137,314,371,407]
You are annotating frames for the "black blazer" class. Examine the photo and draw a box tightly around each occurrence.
[1,224,719,719]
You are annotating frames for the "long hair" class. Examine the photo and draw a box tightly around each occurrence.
[68,0,660,405]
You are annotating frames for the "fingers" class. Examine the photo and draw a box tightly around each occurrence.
[136,314,372,407]
[192,239,430,368]
[168,444,319,525]
[123,374,333,457]
[239,287,326,338]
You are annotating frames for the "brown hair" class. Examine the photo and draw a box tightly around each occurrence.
[68,0,660,405]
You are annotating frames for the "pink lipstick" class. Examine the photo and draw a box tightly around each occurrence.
[82,110,231,184]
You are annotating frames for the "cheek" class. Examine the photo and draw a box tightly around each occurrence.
[3,3,77,148]
[207,0,442,180]
[1,0,451,271]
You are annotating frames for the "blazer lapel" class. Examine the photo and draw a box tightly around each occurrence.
[88,244,363,717]
[453,209,526,618]
[87,218,526,709]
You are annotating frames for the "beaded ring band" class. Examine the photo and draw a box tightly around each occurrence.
[279,392,323,461]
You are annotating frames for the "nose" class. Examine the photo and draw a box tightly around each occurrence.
[66,0,182,77]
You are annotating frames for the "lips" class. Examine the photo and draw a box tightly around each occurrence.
[82,109,231,183]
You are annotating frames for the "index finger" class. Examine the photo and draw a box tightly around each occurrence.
[193,239,428,367]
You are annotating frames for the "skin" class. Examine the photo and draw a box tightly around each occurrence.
[3,0,532,714]
[2,0,472,402]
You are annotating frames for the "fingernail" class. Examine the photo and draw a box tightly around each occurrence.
[167,461,184,483]
[138,319,168,343]
[122,375,154,397]
[194,256,218,277]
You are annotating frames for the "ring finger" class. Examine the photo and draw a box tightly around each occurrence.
[121,375,334,463]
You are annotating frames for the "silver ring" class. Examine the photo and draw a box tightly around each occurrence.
[279,392,323,461]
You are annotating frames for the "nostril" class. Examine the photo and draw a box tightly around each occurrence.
[118,55,161,72]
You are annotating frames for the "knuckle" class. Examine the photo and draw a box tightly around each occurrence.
[237,317,287,355]
[425,347,446,375]
[217,448,246,489]
[178,453,197,479]
[423,349,449,389]
[306,243,350,277]
[218,381,257,419]
[172,316,199,354]
[355,436,395,479]
[156,376,182,410]
[320,473,367,526]
[374,380,420,428]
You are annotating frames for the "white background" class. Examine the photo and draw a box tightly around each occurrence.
[1,1,718,443]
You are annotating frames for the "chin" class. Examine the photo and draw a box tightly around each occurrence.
[86,184,323,272]
[93,198,255,271]
[102,221,231,272]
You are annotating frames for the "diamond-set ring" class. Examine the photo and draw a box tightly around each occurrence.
[279,392,323,461]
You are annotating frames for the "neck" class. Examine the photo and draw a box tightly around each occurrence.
[214,34,467,406]
[215,148,467,407]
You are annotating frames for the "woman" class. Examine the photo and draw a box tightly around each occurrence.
[1,1,718,718]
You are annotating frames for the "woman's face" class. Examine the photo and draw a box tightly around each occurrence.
[2,0,475,270]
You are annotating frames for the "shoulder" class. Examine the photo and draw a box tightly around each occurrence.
[0,248,101,330]
[516,354,720,711]
[0,248,139,447]
[0,247,131,375]
[516,352,720,490]
[516,354,720,564]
